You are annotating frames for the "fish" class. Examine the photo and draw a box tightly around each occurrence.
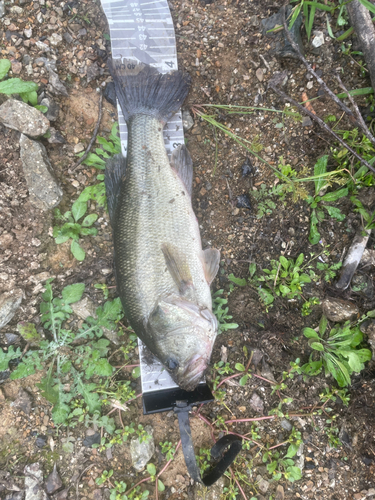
[105,59,220,392]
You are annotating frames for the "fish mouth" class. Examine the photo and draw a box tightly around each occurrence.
[176,354,208,392]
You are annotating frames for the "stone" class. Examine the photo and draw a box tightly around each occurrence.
[48,33,62,46]
[86,62,100,83]
[261,5,304,59]
[256,475,270,494]
[11,61,22,74]
[40,98,60,121]
[312,31,325,48]
[130,425,155,471]
[63,32,74,44]
[0,289,23,330]
[182,110,194,131]
[0,0,5,17]
[48,68,68,97]
[83,431,101,447]
[11,388,33,415]
[104,82,116,106]
[19,134,63,210]
[280,419,292,431]
[24,28,32,38]
[47,127,66,144]
[45,464,63,494]
[5,333,20,345]
[256,68,264,81]
[24,463,48,500]
[302,117,313,127]
[249,392,264,413]
[0,99,50,137]
[275,485,284,500]
[73,143,85,154]
[322,297,359,322]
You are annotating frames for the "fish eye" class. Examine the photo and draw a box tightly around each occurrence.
[167,358,179,370]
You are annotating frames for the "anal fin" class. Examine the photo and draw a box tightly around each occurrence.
[105,154,126,226]
[202,248,220,285]
[170,145,193,197]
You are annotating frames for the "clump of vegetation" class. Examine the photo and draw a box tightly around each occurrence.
[212,286,239,333]
[301,314,372,387]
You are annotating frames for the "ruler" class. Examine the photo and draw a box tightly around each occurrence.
[100,0,185,157]
[101,0,187,397]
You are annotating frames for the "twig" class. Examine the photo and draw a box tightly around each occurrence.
[229,467,248,500]
[71,91,103,171]
[268,83,375,175]
[76,464,95,500]
[225,416,275,424]
[156,440,182,500]
[334,73,375,148]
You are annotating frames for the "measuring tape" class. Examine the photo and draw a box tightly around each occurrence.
[100,0,185,157]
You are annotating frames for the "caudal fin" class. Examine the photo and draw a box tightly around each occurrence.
[108,58,191,124]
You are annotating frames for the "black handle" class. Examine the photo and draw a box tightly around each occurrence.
[174,401,242,486]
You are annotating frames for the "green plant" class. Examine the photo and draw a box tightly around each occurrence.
[77,122,121,169]
[307,155,348,245]
[262,428,302,482]
[316,260,342,282]
[159,441,176,461]
[301,297,320,316]
[0,59,46,110]
[0,279,124,425]
[212,287,239,333]
[53,203,98,261]
[196,447,212,475]
[96,469,114,486]
[301,315,372,386]
[110,482,149,500]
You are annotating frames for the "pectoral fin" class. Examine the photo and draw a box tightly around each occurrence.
[105,154,127,227]
[170,145,193,197]
[202,248,220,285]
[161,243,195,297]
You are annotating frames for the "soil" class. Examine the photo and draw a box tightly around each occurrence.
[0,1,375,500]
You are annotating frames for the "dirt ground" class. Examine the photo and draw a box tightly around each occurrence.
[1,0,375,499]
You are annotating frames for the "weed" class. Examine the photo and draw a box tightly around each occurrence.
[262,428,302,482]
[316,260,342,282]
[212,286,239,333]
[76,122,121,169]
[301,314,372,387]
[0,59,46,110]
[159,441,176,461]
[301,297,320,316]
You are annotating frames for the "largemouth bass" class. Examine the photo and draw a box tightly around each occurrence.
[105,60,220,391]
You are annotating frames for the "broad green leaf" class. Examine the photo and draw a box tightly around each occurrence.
[0,346,21,371]
[0,78,38,95]
[77,380,101,413]
[239,374,249,386]
[259,288,274,306]
[71,240,85,261]
[17,322,40,343]
[249,262,256,278]
[34,105,48,113]
[314,155,328,195]
[355,349,372,363]
[0,59,11,80]
[303,328,320,339]
[62,283,85,304]
[346,352,362,373]
[55,234,70,244]
[309,210,320,245]
[310,342,324,351]
[286,465,302,481]
[279,255,289,270]
[20,90,38,106]
[295,253,304,267]
[285,443,299,458]
[279,284,291,295]
[147,463,156,476]
[319,315,328,335]
[82,213,98,227]
[80,227,98,236]
[324,205,345,221]
[299,274,311,283]
[37,364,59,404]
[228,274,247,286]
[235,363,246,372]
[301,359,322,376]
[71,200,87,222]
[132,366,141,379]
[52,402,71,425]
[158,480,165,492]
[350,328,363,347]
[321,187,348,202]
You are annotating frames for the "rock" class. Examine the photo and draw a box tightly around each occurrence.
[261,359,276,383]
[24,463,47,500]
[0,289,23,330]
[0,0,5,17]
[11,61,22,75]
[5,492,24,500]
[86,62,100,83]
[275,485,284,500]
[130,425,155,471]
[5,333,20,345]
[83,431,101,447]
[322,297,359,322]
[53,490,68,500]
[249,392,264,413]
[104,82,116,106]
[11,388,33,415]
[302,117,313,127]
[24,28,32,38]
[40,98,60,121]
[48,68,68,97]
[35,435,47,448]
[48,33,62,46]
[256,68,264,82]
[19,134,63,210]
[182,110,194,131]
[312,31,325,48]
[63,32,74,44]
[241,157,253,177]
[45,464,63,494]
[73,143,85,154]
[194,477,225,499]
[0,99,50,137]
[280,419,292,431]
[0,369,10,383]
[47,127,66,144]
[256,475,270,494]
[236,194,251,210]
[261,5,304,59]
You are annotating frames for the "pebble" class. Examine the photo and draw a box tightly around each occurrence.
[63,32,74,44]
[11,61,22,74]
[73,143,85,154]
[306,81,314,90]
[0,289,23,329]
[312,31,325,48]
[130,425,155,471]
[302,117,313,127]
[256,475,270,494]
[0,99,50,137]
[280,419,292,431]
[48,33,62,46]
[256,68,264,82]
[322,297,359,322]
[182,110,194,131]
[0,0,5,18]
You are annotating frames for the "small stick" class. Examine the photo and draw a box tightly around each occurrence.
[268,83,375,175]
[71,91,103,171]
[334,73,375,149]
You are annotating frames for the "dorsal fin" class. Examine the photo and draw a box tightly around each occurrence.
[202,248,220,285]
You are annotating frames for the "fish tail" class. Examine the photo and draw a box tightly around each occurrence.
[107,58,191,124]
